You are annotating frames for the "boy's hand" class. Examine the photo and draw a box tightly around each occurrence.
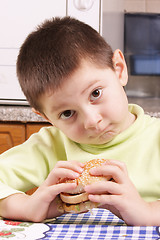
[26,160,84,221]
[0,161,84,222]
[85,159,151,225]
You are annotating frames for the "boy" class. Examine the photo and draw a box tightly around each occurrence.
[0,16,160,225]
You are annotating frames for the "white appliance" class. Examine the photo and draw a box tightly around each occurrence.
[0,0,102,105]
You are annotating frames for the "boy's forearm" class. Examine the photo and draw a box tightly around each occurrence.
[0,193,30,221]
[0,193,64,222]
[149,200,160,226]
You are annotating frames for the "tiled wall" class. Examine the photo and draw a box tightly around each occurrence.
[124,0,160,13]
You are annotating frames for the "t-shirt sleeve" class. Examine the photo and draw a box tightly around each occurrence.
[0,126,66,200]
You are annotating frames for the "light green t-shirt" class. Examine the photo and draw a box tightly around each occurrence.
[0,104,160,202]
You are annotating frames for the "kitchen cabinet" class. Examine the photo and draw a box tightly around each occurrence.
[0,122,51,154]
[26,122,51,139]
[0,0,67,102]
[0,0,101,104]
[0,121,51,195]
[0,123,25,154]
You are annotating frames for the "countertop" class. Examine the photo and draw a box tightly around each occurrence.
[128,97,160,117]
[0,105,45,122]
[0,97,160,122]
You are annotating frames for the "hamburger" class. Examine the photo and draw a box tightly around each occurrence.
[59,159,111,214]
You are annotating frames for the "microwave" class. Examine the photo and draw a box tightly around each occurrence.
[0,0,102,105]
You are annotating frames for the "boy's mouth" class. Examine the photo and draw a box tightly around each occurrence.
[89,127,113,139]
[100,131,114,139]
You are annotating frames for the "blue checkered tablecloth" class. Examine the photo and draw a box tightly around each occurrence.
[40,208,160,240]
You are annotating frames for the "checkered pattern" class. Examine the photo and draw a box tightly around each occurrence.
[40,209,160,240]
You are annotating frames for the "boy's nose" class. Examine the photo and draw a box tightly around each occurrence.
[83,110,102,130]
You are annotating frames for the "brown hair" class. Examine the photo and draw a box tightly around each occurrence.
[17,16,114,112]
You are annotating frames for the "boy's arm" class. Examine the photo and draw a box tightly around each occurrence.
[149,201,160,225]
[0,161,83,222]
[99,200,160,226]
[85,159,160,226]
[0,193,33,221]
[0,192,63,222]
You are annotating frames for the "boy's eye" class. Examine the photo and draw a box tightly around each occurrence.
[90,88,102,101]
[60,110,75,119]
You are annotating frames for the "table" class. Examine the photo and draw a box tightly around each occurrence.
[0,208,159,239]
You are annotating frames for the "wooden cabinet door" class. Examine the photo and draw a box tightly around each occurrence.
[0,122,51,194]
[0,123,25,154]
[26,122,51,139]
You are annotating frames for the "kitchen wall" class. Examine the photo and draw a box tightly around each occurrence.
[102,0,124,51]
[124,0,160,13]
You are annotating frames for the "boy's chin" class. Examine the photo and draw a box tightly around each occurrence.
[71,131,117,145]
[91,133,116,145]
[76,137,115,145]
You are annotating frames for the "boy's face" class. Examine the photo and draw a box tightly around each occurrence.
[39,50,135,145]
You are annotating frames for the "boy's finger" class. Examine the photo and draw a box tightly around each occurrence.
[104,159,128,175]
[85,181,122,195]
[49,182,77,197]
[44,168,79,186]
[89,165,125,184]
[88,193,119,206]
[55,161,84,173]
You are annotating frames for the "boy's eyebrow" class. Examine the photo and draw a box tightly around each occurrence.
[81,80,99,95]
[51,102,67,112]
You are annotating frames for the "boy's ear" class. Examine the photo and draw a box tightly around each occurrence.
[112,49,128,86]
[32,108,52,124]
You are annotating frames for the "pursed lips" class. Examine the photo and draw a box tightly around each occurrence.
[88,127,112,139]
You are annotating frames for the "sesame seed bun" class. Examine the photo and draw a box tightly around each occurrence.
[60,159,110,213]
